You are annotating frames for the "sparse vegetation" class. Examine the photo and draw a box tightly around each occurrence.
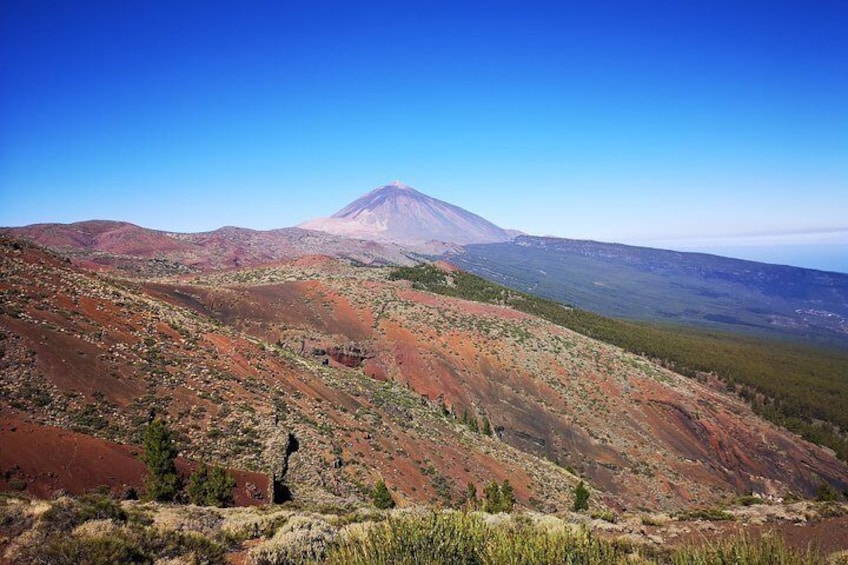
[11,491,225,564]
[322,511,627,565]
[1,493,842,565]
[816,481,839,502]
[389,264,848,463]
[669,533,817,565]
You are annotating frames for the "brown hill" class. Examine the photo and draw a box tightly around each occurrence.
[1,235,846,512]
[1,221,419,276]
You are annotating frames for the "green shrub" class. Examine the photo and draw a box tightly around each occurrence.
[815,481,838,502]
[370,480,395,509]
[464,482,478,509]
[41,492,127,533]
[640,514,665,527]
[7,477,27,491]
[187,463,236,507]
[736,494,765,506]
[591,510,617,523]
[483,479,515,513]
[34,533,147,565]
[675,507,735,521]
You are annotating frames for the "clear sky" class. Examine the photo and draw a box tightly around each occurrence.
[2,1,847,271]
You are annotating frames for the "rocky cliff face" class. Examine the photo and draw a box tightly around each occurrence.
[298,181,513,245]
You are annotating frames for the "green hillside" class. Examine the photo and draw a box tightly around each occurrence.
[449,237,848,349]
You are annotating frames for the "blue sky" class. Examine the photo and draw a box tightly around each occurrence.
[1,1,847,271]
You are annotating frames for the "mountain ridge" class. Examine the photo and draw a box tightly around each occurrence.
[0,220,422,274]
[4,184,848,346]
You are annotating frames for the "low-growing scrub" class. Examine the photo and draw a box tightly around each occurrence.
[28,525,226,565]
[669,533,819,565]
[674,507,735,522]
[5,493,225,565]
[735,494,766,507]
[2,495,843,564]
[640,514,666,527]
[591,510,617,523]
[249,514,336,565]
[321,511,637,565]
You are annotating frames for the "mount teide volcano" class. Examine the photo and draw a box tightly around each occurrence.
[298,181,513,245]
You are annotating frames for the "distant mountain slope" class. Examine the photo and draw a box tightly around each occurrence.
[1,220,420,274]
[298,181,513,245]
[446,236,848,347]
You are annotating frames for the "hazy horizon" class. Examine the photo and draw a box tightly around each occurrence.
[2,2,846,272]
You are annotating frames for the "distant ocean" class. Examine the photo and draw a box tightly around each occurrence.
[631,231,848,274]
[674,244,848,274]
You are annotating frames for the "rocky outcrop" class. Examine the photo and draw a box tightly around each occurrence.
[328,344,372,368]
[268,431,300,504]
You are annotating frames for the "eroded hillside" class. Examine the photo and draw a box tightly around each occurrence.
[1,236,846,513]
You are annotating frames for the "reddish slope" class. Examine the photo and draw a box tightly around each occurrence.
[0,416,267,506]
[150,260,848,509]
[1,221,418,275]
[2,236,846,511]
[0,236,586,510]
[4,220,196,256]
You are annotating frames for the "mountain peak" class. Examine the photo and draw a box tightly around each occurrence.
[299,182,512,245]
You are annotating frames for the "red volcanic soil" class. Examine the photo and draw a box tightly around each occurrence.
[433,260,462,273]
[0,416,267,506]
[5,220,196,256]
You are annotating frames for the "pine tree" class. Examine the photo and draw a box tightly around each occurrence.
[141,419,180,502]
[481,417,492,436]
[500,479,515,512]
[207,465,236,507]
[371,479,395,509]
[572,480,590,512]
[465,482,478,509]
[483,480,502,513]
[469,417,480,434]
[482,479,515,513]
[186,463,209,505]
[187,463,236,507]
